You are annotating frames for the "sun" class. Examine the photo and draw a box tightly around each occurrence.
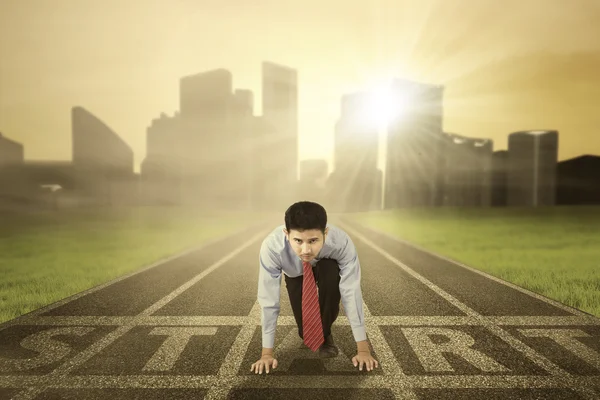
[363,82,409,129]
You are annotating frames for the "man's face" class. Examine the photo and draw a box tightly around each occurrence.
[284,227,328,262]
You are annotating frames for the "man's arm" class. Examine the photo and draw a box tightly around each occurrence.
[331,231,370,353]
[257,238,282,357]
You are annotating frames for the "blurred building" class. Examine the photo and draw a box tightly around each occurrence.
[141,64,299,212]
[0,133,26,205]
[233,89,254,117]
[385,79,444,208]
[1,119,138,208]
[300,159,328,184]
[0,132,24,166]
[71,106,138,205]
[141,112,183,205]
[261,62,299,211]
[297,159,329,205]
[507,130,558,207]
[1,161,77,188]
[179,69,233,119]
[178,69,242,208]
[327,91,382,212]
[0,160,85,207]
[440,132,493,207]
[142,69,256,210]
[72,106,134,176]
[556,155,600,205]
[249,116,280,211]
[491,150,509,206]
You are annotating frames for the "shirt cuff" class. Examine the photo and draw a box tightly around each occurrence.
[351,325,367,342]
[262,333,275,349]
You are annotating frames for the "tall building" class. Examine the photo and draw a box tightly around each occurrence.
[385,79,444,208]
[71,106,136,205]
[233,89,254,117]
[72,106,134,176]
[249,116,280,211]
[143,65,290,211]
[143,69,255,209]
[491,150,509,206]
[177,69,236,202]
[141,112,183,205]
[261,62,299,210]
[507,130,558,207]
[335,92,379,172]
[327,91,381,212]
[297,159,329,205]
[441,133,493,207]
[179,69,233,119]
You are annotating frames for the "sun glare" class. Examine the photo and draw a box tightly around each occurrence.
[363,82,408,129]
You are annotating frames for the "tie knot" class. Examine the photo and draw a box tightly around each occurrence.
[303,261,311,269]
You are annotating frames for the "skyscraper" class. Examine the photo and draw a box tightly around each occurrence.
[261,62,298,210]
[71,106,136,205]
[507,130,558,207]
[491,150,509,206]
[297,159,329,206]
[385,79,444,208]
[328,91,381,212]
[179,69,233,119]
[441,133,493,207]
[71,106,134,176]
[169,69,254,209]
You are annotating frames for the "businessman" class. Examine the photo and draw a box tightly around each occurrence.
[250,201,379,374]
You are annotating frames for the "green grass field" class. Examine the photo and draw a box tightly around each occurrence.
[345,205,600,318]
[0,207,270,324]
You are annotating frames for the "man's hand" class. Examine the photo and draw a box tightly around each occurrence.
[352,351,379,371]
[250,354,278,375]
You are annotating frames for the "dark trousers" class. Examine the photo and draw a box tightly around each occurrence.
[284,258,341,340]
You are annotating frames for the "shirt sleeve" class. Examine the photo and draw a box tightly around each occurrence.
[257,238,282,349]
[331,230,367,342]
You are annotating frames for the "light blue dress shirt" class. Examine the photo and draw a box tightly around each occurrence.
[257,223,366,349]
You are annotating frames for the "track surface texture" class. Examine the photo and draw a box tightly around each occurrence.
[1,217,599,399]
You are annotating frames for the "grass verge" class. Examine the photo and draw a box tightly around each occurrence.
[0,206,270,324]
[346,206,600,318]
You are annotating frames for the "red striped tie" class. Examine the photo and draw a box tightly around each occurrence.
[302,261,324,351]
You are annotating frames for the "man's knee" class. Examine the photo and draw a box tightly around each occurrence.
[316,258,340,285]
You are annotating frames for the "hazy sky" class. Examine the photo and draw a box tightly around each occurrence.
[1,0,600,173]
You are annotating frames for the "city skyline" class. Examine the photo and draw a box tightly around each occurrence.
[2,0,600,173]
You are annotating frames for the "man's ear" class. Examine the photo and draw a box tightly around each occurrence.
[283,229,288,240]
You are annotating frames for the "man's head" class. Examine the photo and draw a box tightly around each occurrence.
[283,201,329,262]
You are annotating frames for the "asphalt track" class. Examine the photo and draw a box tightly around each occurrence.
[1,215,599,399]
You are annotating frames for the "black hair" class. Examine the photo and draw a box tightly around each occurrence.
[284,201,327,234]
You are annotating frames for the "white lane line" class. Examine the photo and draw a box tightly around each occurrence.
[9,230,269,400]
[361,302,419,399]
[361,303,406,377]
[342,218,593,317]
[0,221,267,332]
[339,222,600,400]
[203,301,261,399]
[12,315,600,327]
